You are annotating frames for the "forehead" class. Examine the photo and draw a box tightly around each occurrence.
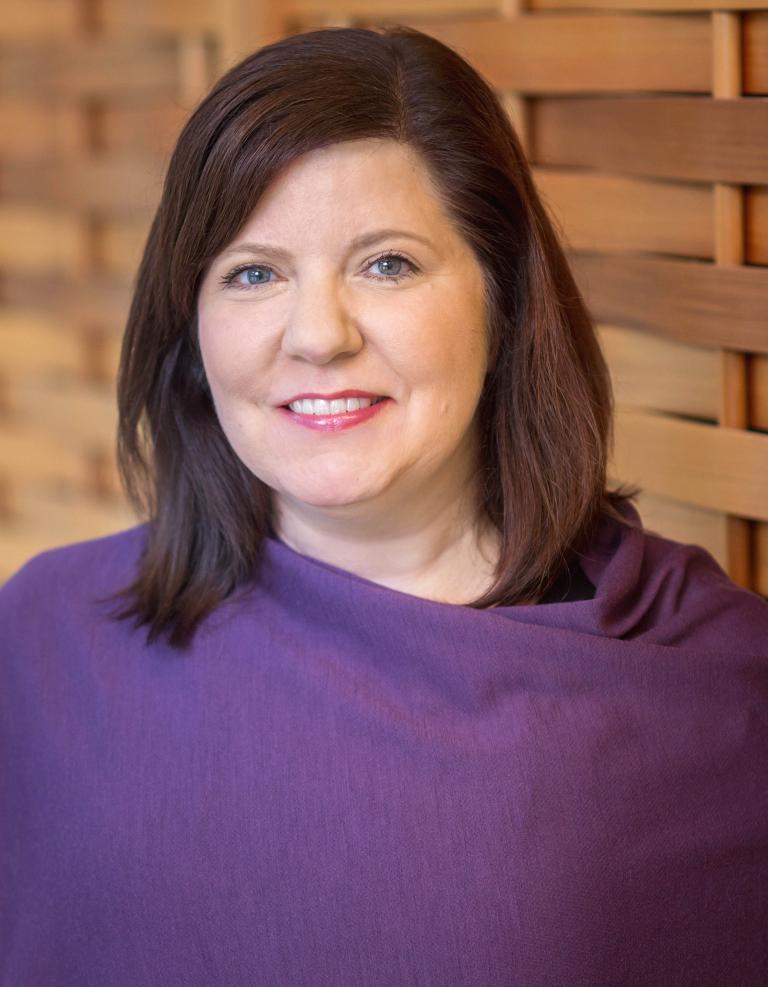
[231,138,456,245]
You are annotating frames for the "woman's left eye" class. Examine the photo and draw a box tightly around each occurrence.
[364,252,419,283]
[219,251,419,290]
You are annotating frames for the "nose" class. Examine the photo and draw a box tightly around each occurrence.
[281,274,363,364]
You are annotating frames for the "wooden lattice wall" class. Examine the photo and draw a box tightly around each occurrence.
[1,0,767,601]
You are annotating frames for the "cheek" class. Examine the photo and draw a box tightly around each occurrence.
[403,293,487,400]
[198,319,261,397]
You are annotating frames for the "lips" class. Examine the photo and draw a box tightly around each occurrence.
[278,395,391,431]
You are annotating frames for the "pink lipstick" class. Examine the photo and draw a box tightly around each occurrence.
[278,397,391,432]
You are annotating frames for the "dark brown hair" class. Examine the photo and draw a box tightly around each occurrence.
[111,24,640,649]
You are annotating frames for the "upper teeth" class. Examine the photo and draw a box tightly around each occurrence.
[288,396,383,415]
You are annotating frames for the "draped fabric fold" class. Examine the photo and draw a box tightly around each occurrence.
[1,502,767,985]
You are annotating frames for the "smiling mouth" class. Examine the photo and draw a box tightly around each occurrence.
[280,396,388,411]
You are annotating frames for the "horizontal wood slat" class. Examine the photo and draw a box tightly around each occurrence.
[0,424,94,488]
[570,251,768,354]
[0,273,132,333]
[0,207,86,274]
[0,0,79,41]
[0,310,83,376]
[0,157,165,215]
[0,103,81,157]
[292,0,497,16]
[6,378,118,450]
[533,97,768,184]
[1,39,183,99]
[599,324,720,419]
[535,169,713,257]
[415,14,710,93]
[101,221,151,276]
[98,0,215,36]
[529,0,767,12]
[598,324,768,440]
[100,104,191,155]
[0,485,137,584]
[611,407,768,520]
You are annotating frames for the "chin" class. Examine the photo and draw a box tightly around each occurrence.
[277,475,385,510]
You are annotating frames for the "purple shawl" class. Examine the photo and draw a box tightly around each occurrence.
[2,500,767,985]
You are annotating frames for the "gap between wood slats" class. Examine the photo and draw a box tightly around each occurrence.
[712,8,752,589]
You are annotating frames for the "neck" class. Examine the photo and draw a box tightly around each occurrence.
[272,491,500,607]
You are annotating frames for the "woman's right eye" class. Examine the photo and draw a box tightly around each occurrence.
[219,265,274,289]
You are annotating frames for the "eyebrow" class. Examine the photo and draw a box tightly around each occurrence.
[219,228,435,260]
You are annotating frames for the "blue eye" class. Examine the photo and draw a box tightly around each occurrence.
[368,253,416,281]
[219,251,419,290]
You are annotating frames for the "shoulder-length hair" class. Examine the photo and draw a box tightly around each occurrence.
[110,24,640,649]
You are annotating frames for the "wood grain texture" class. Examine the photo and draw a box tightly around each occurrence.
[530,0,766,12]
[598,325,720,419]
[288,0,496,15]
[570,251,768,354]
[98,0,215,35]
[746,186,768,264]
[1,38,182,99]
[744,12,768,93]
[412,13,711,93]
[0,0,80,41]
[610,407,768,521]
[751,355,768,430]
[533,97,768,183]
[534,169,713,257]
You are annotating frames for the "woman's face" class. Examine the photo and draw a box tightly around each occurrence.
[196,138,490,529]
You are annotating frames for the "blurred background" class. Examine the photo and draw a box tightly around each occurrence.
[1,0,767,599]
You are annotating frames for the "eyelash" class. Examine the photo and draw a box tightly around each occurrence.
[218,251,420,290]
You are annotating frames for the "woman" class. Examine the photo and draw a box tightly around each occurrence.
[2,25,767,987]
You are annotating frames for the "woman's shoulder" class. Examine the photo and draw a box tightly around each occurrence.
[590,503,768,656]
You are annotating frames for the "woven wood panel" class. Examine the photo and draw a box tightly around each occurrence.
[1,0,766,602]
[0,0,216,578]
